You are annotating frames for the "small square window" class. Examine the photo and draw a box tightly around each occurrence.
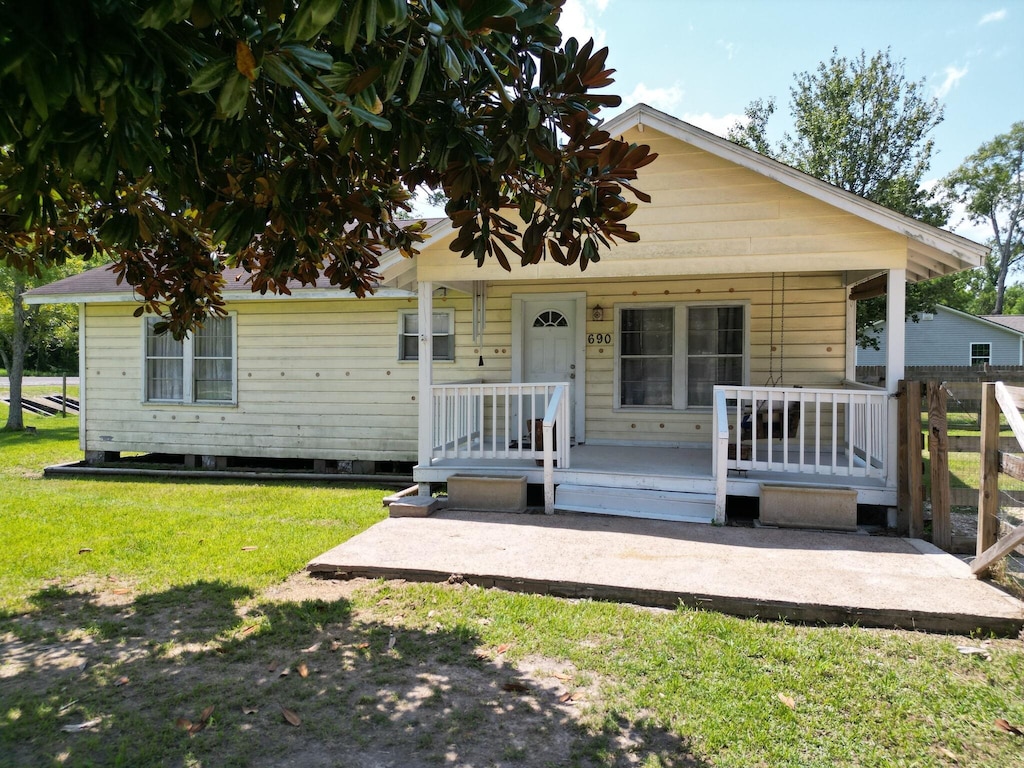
[399,309,455,361]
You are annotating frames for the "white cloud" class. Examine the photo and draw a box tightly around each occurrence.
[558,0,607,47]
[717,39,737,61]
[934,65,968,98]
[683,112,747,138]
[979,9,1007,25]
[622,82,684,113]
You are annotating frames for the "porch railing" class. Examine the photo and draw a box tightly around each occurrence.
[714,384,889,480]
[430,381,571,469]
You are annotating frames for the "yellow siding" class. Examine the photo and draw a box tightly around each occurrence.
[415,126,909,283]
[484,273,847,445]
[83,297,483,461]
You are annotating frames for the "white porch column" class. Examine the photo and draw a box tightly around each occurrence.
[417,281,433,479]
[885,269,906,489]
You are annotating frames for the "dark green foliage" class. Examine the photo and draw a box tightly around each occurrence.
[0,0,655,337]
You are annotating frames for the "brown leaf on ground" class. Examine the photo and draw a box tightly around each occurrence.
[241,546,258,551]
[240,624,257,635]
[938,746,959,762]
[496,643,511,655]
[357,642,369,649]
[777,693,796,710]
[112,588,130,595]
[995,717,1024,736]
[187,720,207,736]
[551,672,572,681]
[329,640,342,652]
[281,706,301,726]
[303,642,320,653]
[78,548,92,554]
[558,691,580,704]
[279,667,290,678]
[297,662,309,678]
[502,682,530,693]
[199,705,214,723]
[242,706,258,715]
[175,717,193,732]
[114,676,129,687]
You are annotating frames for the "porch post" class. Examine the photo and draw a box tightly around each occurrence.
[417,281,433,488]
[885,269,906,489]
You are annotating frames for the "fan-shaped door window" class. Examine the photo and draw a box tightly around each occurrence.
[533,310,568,328]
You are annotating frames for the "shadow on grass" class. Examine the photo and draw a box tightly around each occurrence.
[0,580,705,768]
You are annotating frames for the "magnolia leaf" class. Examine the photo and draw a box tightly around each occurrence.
[235,41,258,82]
[279,667,290,677]
[551,672,572,681]
[61,718,102,733]
[281,706,301,727]
[240,624,257,635]
[496,643,511,655]
[78,548,92,554]
[329,640,342,652]
[502,682,529,693]
[387,633,396,651]
[777,693,796,710]
[114,676,130,687]
[241,546,258,551]
[175,717,193,732]
[297,662,309,678]
[199,705,215,723]
[242,706,259,715]
[995,717,1024,736]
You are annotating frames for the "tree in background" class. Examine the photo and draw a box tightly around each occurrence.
[0,0,654,339]
[727,48,949,346]
[943,122,1024,315]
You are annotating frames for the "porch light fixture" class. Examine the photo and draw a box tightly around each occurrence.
[592,304,604,321]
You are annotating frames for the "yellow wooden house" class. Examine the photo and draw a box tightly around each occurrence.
[26,105,987,524]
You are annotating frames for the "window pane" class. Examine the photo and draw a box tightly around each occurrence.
[621,308,672,355]
[621,358,672,406]
[147,358,183,401]
[147,326,183,358]
[194,317,232,358]
[432,311,450,334]
[432,333,454,361]
[402,335,419,360]
[403,313,418,334]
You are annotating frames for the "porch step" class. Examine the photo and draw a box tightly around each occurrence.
[554,484,716,523]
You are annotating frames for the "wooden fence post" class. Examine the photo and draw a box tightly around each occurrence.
[896,380,910,535]
[978,382,1000,559]
[906,380,924,539]
[928,380,951,551]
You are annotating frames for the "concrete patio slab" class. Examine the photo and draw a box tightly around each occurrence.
[308,510,1024,635]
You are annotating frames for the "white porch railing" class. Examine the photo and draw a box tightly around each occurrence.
[430,381,571,469]
[713,385,889,480]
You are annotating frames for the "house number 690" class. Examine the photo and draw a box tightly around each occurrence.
[588,333,612,344]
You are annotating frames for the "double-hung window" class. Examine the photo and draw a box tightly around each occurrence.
[398,309,455,361]
[617,304,746,409]
[144,315,236,403]
[970,342,992,366]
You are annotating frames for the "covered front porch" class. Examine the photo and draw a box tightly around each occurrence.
[414,379,894,523]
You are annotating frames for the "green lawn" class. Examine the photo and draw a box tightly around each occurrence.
[0,403,389,615]
[2,405,1024,767]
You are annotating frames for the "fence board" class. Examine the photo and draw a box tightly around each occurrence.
[906,381,925,539]
[928,381,951,551]
[978,383,1001,557]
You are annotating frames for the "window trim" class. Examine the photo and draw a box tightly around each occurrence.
[398,308,456,362]
[141,313,238,405]
[970,341,992,367]
[614,301,749,411]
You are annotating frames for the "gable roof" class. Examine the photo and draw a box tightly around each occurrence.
[982,314,1024,333]
[602,104,988,283]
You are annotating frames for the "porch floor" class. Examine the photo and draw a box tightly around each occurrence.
[417,443,890,503]
[308,510,1024,635]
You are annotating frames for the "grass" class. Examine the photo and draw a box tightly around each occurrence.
[0,401,388,615]
[2,402,1024,767]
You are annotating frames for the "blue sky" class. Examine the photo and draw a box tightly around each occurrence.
[559,0,1022,200]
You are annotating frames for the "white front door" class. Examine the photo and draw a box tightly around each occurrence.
[520,297,580,440]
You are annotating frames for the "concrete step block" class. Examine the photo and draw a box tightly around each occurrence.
[759,484,857,531]
[389,496,439,518]
[446,474,527,512]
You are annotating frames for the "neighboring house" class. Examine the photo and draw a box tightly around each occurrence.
[25,104,987,523]
[857,305,1024,367]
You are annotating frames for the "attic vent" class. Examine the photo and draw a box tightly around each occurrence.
[921,313,934,321]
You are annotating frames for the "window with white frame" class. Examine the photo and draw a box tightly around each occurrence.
[617,304,746,409]
[144,315,236,403]
[970,342,992,366]
[398,309,455,361]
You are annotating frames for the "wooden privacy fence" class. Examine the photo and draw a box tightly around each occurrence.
[898,380,951,549]
[973,382,1024,578]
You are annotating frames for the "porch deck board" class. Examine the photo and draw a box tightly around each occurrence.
[418,443,890,502]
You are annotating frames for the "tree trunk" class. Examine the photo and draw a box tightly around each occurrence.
[4,276,26,431]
